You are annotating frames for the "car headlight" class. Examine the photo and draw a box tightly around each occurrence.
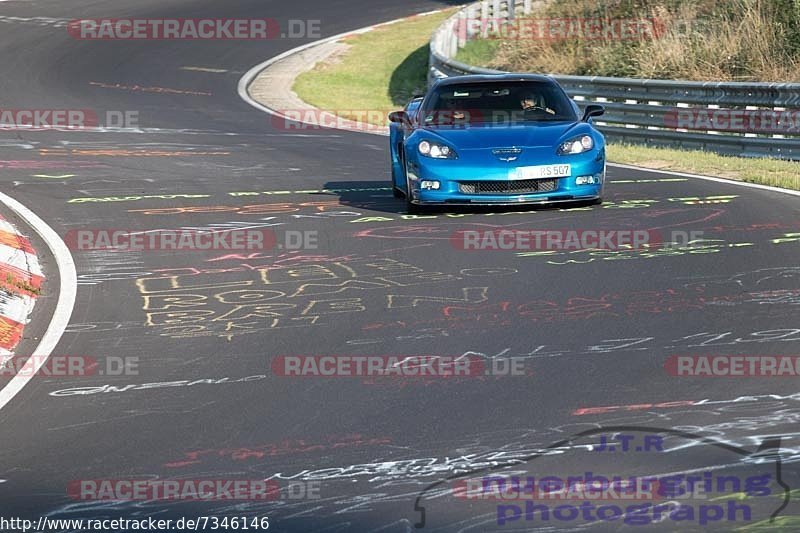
[557,135,594,155]
[418,140,457,159]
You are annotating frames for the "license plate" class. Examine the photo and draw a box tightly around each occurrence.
[512,164,571,179]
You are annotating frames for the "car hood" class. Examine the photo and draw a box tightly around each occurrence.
[421,121,583,150]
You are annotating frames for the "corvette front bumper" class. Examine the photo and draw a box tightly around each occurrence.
[407,150,605,206]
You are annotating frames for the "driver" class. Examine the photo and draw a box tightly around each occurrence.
[520,93,556,114]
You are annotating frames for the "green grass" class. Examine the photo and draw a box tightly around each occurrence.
[293,10,456,125]
[455,38,500,67]
[608,144,800,190]
[293,9,800,191]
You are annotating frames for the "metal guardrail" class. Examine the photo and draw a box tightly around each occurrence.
[429,0,800,159]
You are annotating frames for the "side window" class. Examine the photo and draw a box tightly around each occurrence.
[404,97,423,125]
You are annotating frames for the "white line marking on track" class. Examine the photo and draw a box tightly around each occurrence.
[0,192,76,412]
[181,66,228,73]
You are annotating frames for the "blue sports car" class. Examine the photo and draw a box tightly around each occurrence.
[389,74,606,212]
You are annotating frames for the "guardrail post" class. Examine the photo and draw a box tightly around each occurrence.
[457,10,467,48]
[523,0,532,14]
[481,1,490,38]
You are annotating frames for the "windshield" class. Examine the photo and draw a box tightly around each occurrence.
[423,81,578,125]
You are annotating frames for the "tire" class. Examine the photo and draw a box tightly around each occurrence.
[405,173,422,214]
[404,169,427,214]
[398,147,423,214]
[392,145,407,199]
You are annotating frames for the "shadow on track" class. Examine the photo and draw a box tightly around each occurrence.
[321,180,598,216]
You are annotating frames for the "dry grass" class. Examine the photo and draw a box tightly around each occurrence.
[466,0,800,81]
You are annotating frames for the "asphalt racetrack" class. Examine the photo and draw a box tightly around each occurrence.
[0,0,798,531]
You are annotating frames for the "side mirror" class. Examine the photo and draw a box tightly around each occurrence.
[582,104,605,122]
[388,111,409,124]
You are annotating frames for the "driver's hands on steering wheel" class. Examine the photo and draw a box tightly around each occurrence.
[521,99,556,115]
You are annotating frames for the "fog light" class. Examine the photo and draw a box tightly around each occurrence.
[420,180,440,190]
[576,174,602,185]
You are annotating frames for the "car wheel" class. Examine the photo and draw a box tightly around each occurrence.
[392,145,407,198]
[398,148,422,214]
[405,173,423,214]
[391,158,404,198]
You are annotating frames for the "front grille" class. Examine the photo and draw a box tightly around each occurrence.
[458,178,558,195]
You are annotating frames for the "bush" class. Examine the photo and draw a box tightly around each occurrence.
[461,0,800,81]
